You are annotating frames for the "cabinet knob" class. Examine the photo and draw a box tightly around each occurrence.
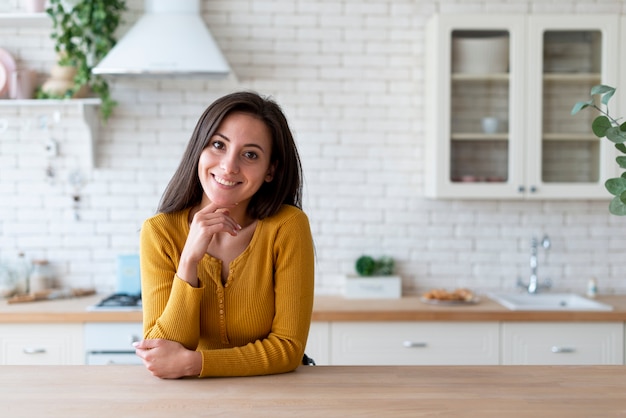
[530,185,537,193]
[403,341,427,348]
[551,346,575,354]
[23,347,46,355]
[518,185,525,193]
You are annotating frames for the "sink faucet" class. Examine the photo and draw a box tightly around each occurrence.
[517,235,552,294]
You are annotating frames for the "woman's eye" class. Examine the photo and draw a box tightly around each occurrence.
[243,151,258,160]
[211,140,224,150]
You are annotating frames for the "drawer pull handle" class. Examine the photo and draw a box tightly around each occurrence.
[551,346,575,354]
[23,348,46,355]
[403,341,427,348]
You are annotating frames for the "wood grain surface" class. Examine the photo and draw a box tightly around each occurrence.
[2,294,626,323]
[1,365,625,417]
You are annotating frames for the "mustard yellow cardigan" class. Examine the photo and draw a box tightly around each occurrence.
[139,205,315,377]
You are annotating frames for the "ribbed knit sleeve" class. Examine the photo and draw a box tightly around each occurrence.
[139,205,315,377]
[140,210,205,350]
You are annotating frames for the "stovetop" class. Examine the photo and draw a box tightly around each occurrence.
[87,293,142,311]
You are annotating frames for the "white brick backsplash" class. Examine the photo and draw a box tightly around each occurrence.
[1,0,626,295]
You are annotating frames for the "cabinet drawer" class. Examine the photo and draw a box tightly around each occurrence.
[501,322,624,365]
[84,322,143,351]
[331,322,499,365]
[0,324,83,365]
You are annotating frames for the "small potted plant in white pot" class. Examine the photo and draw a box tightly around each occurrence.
[344,255,402,299]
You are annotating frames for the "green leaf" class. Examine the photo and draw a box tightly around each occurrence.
[592,115,612,137]
[616,143,626,154]
[606,127,626,144]
[616,156,626,169]
[591,84,616,105]
[608,195,626,216]
[571,100,593,115]
[605,177,626,195]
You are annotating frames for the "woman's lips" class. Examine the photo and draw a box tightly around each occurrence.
[213,175,238,187]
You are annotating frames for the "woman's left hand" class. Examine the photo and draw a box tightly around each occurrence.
[133,338,202,379]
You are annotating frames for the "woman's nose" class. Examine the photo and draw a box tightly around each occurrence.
[220,152,239,173]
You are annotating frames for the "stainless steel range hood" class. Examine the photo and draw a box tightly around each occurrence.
[92,0,230,77]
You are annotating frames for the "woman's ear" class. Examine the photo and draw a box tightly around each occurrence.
[265,162,276,182]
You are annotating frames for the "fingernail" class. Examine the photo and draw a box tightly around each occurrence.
[132,342,139,348]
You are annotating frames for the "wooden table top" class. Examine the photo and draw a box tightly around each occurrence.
[2,293,626,323]
[1,365,625,417]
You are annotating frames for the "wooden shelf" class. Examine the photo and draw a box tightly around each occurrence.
[451,73,509,82]
[0,98,101,168]
[451,133,509,141]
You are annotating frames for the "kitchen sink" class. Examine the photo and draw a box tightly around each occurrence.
[488,292,613,311]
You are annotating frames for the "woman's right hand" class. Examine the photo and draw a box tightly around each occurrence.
[177,202,241,286]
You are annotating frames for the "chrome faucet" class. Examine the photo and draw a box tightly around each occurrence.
[517,235,551,294]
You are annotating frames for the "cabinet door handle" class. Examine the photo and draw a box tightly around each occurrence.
[530,185,537,193]
[23,347,46,355]
[403,341,427,348]
[551,346,575,354]
[518,185,525,193]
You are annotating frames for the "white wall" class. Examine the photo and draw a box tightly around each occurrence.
[1,0,626,296]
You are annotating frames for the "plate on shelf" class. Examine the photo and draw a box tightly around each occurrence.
[0,48,16,97]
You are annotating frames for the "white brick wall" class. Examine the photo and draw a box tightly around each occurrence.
[1,0,626,297]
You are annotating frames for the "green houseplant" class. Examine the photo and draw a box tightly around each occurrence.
[572,85,626,215]
[39,0,127,121]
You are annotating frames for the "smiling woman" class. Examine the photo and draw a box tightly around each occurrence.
[137,91,314,379]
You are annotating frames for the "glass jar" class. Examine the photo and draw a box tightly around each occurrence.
[29,259,53,294]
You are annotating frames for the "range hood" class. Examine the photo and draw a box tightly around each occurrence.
[92,0,230,77]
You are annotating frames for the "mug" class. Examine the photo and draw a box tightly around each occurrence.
[9,69,36,100]
[481,116,499,134]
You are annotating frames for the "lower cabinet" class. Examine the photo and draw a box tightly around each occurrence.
[501,322,624,365]
[0,324,84,365]
[305,321,330,365]
[330,321,500,365]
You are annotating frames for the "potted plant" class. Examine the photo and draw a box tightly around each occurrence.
[37,0,126,121]
[344,255,402,299]
[572,85,626,215]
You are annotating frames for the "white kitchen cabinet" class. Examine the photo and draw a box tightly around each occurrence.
[0,324,83,365]
[501,322,623,365]
[330,322,499,365]
[425,14,619,199]
[305,321,330,365]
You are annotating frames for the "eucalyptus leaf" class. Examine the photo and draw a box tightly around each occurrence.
[606,126,626,143]
[616,156,626,169]
[571,100,593,115]
[605,177,626,195]
[609,195,626,216]
[592,116,611,137]
[616,143,626,154]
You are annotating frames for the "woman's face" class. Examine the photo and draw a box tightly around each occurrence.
[198,111,275,211]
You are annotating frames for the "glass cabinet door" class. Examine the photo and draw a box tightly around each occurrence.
[425,15,526,199]
[526,16,619,199]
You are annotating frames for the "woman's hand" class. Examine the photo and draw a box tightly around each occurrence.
[133,339,202,379]
[177,202,241,286]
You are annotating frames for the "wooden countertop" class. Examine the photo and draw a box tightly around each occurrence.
[2,293,626,323]
[2,365,625,417]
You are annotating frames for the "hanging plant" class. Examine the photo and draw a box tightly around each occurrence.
[39,0,127,121]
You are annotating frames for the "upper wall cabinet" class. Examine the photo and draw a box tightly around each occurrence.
[425,14,620,200]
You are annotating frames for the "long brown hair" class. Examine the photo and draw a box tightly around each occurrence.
[157,91,303,219]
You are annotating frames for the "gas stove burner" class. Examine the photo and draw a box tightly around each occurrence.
[92,293,142,310]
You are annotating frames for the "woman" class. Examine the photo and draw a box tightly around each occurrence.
[135,91,315,379]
